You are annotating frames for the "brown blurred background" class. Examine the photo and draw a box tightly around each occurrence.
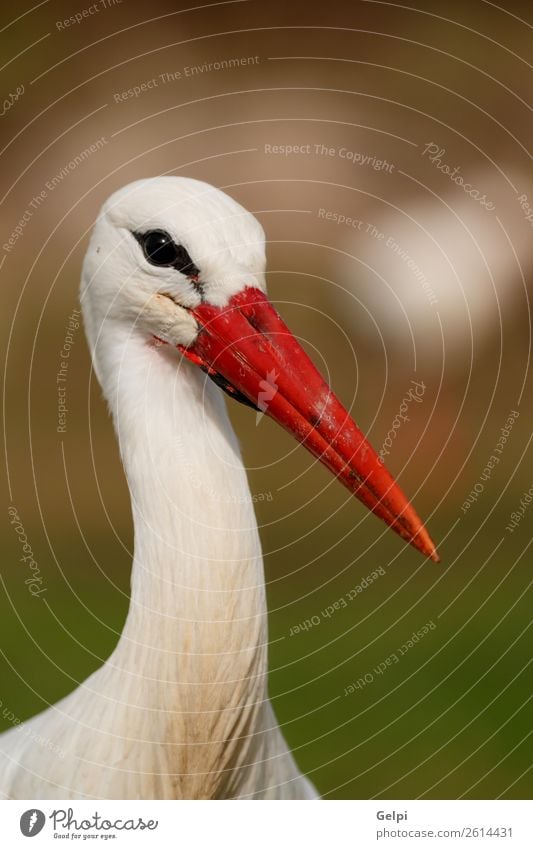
[1,0,532,799]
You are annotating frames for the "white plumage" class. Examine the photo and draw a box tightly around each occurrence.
[1,177,437,799]
[0,178,317,799]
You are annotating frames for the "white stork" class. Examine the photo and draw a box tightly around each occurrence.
[0,177,438,800]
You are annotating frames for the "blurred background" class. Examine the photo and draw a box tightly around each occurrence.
[1,0,532,799]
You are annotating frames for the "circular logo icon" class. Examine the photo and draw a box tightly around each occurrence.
[20,809,46,837]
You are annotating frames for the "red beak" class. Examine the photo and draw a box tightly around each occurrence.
[178,287,439,562]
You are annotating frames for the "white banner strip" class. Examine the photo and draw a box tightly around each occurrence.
[1,799,531,847]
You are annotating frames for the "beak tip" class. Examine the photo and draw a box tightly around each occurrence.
[409,522,440,564]
[417,533,441,564]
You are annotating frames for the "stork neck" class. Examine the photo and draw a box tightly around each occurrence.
[106,335,268,644]
[96,333,316,799]
[98,335,269,773]
[83,312,312,797]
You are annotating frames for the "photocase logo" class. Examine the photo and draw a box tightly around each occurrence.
[20,809,46,837]
[256,369,279,425]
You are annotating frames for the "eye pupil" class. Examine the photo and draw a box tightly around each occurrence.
[143,230,178,265]
[135,229,199,277]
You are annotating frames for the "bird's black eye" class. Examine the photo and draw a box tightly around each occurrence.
[134,229,199,277]
[141,230,178,266]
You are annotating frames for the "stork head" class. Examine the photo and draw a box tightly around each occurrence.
[81,176,439,562]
